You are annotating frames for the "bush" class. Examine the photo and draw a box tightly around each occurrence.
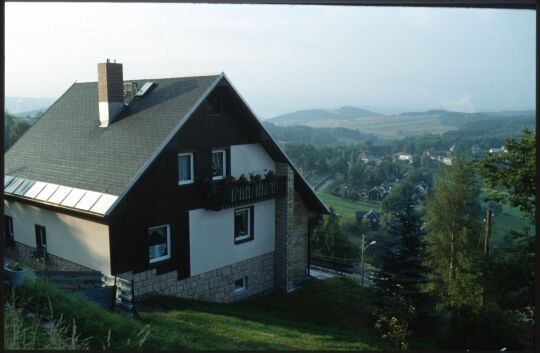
[437,304,525,350]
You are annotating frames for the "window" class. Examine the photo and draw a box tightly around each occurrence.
[148,224,171,263]
[234,207,253,243]
[4,216,14,244]
[234,277,247,294]
[35,225,47,249]
[212,149,226,180]
[178,152,194,185]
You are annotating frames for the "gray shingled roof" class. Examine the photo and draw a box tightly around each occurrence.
[5,75,221,195]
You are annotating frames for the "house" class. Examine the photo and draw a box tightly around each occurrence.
[397,153,413,163]
[414,181,429,195]
[4,60,330,303]
[355,210,380,230]
[489,146,507,154]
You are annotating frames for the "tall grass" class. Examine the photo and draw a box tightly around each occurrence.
[4,278,151,350]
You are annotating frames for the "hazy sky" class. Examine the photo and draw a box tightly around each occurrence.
[5,3,536,117]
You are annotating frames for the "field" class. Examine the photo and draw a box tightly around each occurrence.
[308,114,457,139]
[317,192,381,217]
[6,277,423,350]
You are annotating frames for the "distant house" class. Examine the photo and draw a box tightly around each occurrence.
[441,156,453,165]
[4,60,330,303]
[356,210,380,230]
[368,186,386,201]
[367,181,394,201]
[414,181,428,195]
[489,146,507,154]
[360,152,379,165]
[397,153,413,163]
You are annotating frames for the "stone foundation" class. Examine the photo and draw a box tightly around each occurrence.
[5,241,94,272]
[117,251,274,303]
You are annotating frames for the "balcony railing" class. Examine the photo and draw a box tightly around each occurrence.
[205,176,287,210]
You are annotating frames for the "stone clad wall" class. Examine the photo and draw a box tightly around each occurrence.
[274,163,313,291]
[274,163,294,291]
[5,241,94,272]
[117,251,274,303]
[291,191,313,286]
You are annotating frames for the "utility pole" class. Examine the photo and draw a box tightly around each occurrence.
[484,209,493,256]
[360,234,376,288]
[480,208,493,306]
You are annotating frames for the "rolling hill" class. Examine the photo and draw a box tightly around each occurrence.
[267,107,535,139]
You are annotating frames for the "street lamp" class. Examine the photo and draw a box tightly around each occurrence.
[360,234,376,288]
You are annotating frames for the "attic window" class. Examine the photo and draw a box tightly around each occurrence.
[205,94,222,115]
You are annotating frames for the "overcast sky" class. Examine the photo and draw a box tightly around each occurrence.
[5,3,536,117]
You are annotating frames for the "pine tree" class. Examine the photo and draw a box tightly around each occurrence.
[373,194,428,306]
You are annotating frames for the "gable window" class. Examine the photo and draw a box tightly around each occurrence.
[212,149,226,180]
[178,152,194,185]
[234,207,254,243]
[148,224,171,263]
[234,277,248,294]
[4,216,14,244]
[35,225,47,249]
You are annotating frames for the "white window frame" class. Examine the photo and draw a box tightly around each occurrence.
[234,207,252,242]
[148,224,172,264]
[212,149,227,180]
[234,277,248,294]
[178,152,195,185]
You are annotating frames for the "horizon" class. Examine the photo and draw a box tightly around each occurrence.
[5,3,536,118]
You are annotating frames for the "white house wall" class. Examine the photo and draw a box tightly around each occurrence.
[4,200,111,274]
[230,143,275,177]
[189,199,275,276]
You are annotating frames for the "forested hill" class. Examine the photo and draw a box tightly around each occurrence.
[263,122,382,145]
[267,107,535,139]
[268,106,384,125]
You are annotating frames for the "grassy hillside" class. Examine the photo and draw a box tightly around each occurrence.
[7,277,414,350]
[317,192,381,217]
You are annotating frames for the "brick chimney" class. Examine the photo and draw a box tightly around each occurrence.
[98,60,124,127]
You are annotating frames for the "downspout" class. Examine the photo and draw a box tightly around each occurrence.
[307,214,323,277]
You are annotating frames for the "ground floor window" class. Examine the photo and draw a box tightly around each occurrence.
[234,277,248,294]
[35,224,47,249]
[234,206,254,244]
[4,215,14,244]
[148,224,171,263]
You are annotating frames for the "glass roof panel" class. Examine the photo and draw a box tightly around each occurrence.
[74,191,102,211]
[60,188,87,207]
[48,185,73,204]
[13,179,35,196]
[24,181,48,198]
[5,178,25,193]
[89,194,118,214]
[35,183,60,201]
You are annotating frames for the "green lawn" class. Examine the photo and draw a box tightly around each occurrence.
[9,277,412,350]
[317,192,381,217]
[479,189,535,246]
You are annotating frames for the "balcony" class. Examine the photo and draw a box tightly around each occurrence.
[205,176,287,211]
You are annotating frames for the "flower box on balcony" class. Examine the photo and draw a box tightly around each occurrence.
[205,175,287,210]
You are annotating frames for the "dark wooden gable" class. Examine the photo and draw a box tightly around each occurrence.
[107,80,267,277]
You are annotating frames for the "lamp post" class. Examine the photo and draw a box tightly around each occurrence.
[361,234,376,288]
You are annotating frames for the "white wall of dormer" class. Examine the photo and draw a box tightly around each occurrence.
[230,143,275,178]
